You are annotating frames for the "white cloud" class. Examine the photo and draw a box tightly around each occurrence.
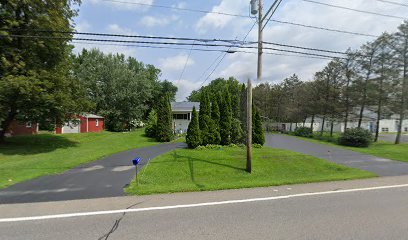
[172,2,187,9]
[195,0,248,34]
[75,21,92,32]
[159,53,195,72]
[88,0,154,11]
[175,79,201,101]
[212,0,408,84]
[140,15,180,28]
[107,24,137,35]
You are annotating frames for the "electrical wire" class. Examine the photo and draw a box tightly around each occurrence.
[302,0,407,20]
[376,0,408,7]
[98,0,379,38]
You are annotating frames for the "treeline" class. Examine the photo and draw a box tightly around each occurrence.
[72,49,177,132]
[186,78,264,148]
[0,1,177,141]
[253,21,408,144]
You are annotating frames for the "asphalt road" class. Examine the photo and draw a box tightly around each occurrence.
[1,176,408,240]
[0,142,186,204]
[266,134,408,176]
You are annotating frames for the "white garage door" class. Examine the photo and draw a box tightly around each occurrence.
[62,121,80,134]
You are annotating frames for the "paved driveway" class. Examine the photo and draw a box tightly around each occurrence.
[0,142,186,204]
[265,134,408,177]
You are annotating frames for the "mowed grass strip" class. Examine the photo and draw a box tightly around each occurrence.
[0,129,158,188]
[290,134,408,163]
[126,147,375,195]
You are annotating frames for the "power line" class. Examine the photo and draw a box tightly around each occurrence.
[2,28,254,45]
[270,19,379,38]
[99,0,378,38]
[177,40,195,86]
[302,0,406,20]
[2,34,346,59]
[376,0,408,7]
[72,41,230,53]
[199,21,258,88]
[262,41,346,55]
[101,0,250,18]
[72,41,337,60]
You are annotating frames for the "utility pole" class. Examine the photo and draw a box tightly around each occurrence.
[257,0,263,80]
[246,78,252,173]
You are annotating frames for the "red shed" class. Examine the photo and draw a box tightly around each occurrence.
[5,120,38,137]
[56,114,104,134]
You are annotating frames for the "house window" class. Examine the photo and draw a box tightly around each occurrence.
[95,119,99,127]
[382,127,389,132]
[404,127,408,132]
[173,114,188,120]
[26,122,32,128]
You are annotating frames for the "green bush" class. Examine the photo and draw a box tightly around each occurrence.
[339,128,373,147]
[293,127,313,137]
[253,143,263,148]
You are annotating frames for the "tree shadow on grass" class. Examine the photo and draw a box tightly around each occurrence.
[0,134,79,155]
[169,150,245,189]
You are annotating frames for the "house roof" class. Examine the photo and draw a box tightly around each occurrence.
[82,113,104,119]
[171,102,200,112]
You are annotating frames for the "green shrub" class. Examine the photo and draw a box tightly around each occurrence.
[293,127,313,137]
[339,128,373,147]
[253,143,263,148]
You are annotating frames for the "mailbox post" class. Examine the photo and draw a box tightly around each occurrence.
[132,157,141,185]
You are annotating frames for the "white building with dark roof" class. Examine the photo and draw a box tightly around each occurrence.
[171,102,200,134]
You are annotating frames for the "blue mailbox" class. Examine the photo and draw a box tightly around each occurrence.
[132,157,141,165]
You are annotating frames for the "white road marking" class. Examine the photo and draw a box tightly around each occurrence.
[1,183,407,223]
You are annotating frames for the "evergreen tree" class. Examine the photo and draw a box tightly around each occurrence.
[156,94,173,142]
[199,89,212,145]
[231,118,244,144]
[186,107,201,148]
[145,109,157,138]
[240,83,247,136]
[253,107,265,145]
[210,99,221,144]
[199,89,211,128]
[220,87,232,145]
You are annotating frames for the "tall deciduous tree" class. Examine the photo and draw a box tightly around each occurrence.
[0,0,86,142]
[72,49,177,131]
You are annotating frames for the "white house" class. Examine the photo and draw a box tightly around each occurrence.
[171,102,200,134]
[270,108,408,133]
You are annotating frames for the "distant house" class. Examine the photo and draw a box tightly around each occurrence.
[171,102,200,134]
[273,108,408,133]
[5,120,38,137]
[56,114,104,134]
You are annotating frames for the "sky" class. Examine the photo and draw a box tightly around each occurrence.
[73,0,408,101]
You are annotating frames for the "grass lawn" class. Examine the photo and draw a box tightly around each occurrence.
[0,129,157,188]
[126,147,375,195]
[290,134,408,163]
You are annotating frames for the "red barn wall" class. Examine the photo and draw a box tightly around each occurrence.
[80,116,87,133]
[87,118,104,132]
[8,121,38,136]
